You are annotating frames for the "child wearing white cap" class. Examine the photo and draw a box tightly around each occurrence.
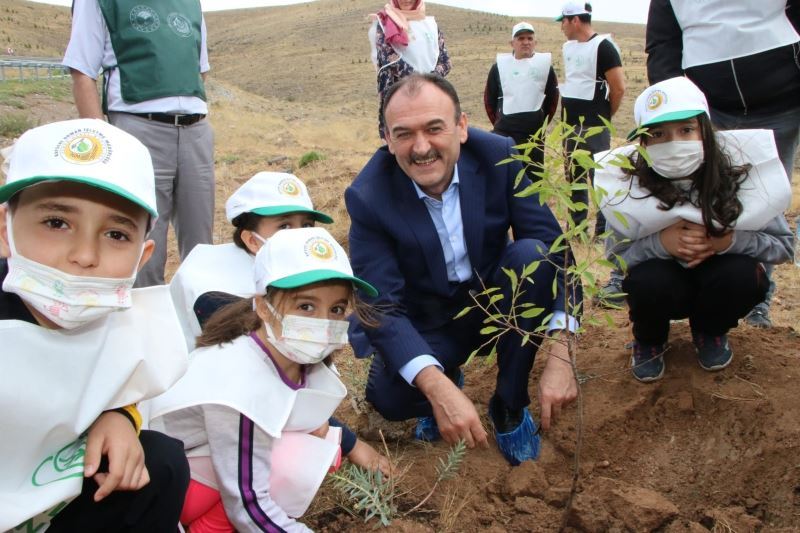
[168,171,384,497]
[0,119,189,531]
[593,77,793,382]
[149,227,386,533]
[170,171,332,351]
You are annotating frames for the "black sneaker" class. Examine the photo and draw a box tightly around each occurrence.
[692,331,733,371]
[744,304,772,328]
[630,341,666,382]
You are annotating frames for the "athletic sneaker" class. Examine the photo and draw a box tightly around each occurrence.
[630,340,666,382]
[594,274,626,309]
[692,331,733,371]
[744,303,772,329]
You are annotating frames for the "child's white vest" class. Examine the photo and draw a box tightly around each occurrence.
[0,286,188,531]
[594,129,792,240]
[148,335,347,518]
[169,242,256,350]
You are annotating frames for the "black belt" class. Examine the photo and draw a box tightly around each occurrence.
[131,112,206,126]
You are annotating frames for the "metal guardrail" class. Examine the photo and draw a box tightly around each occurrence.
[0,58,70,82]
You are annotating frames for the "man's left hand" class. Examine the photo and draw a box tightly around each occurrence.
[537,340,577,430]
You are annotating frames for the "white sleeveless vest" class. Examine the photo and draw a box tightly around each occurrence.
[670,0,799,69]
[497,52,551,114]
[0,286,188,532]
[148,335,347,518]
[594,129,792,240]
[560,34,609,100]
[384,17,440,73]
[169,243,256,351]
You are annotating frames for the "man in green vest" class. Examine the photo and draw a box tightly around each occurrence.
[64,0,214,287]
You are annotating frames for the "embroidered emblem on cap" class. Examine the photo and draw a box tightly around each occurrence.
[278,177,302,197]
[647,90,667,111]
[167,13,192,37]
[130,5,160,33]
[304,237,336,261]
[57,129,111,165]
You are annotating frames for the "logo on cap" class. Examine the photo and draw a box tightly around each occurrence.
[304,237,336,261]
[647,90,667,111]
[278,177,302,197]
[57,129,110,165]
[130,5,160,33]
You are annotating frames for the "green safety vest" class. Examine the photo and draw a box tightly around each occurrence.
[98,0,206,109]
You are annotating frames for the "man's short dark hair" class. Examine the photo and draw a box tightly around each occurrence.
[381,73,462,133]
[566,2,592,23]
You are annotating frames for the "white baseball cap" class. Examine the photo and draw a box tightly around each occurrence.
[628,76,709,140]
[253,227,378,297]
[555,1,590,21]
[0,119,158,226]
[225,171,333,224]
[511,22,534,38]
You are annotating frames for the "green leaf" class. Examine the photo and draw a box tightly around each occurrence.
[613,210,630,229]
[480,326,500,335]
[453,306,473,320]
[503,267,518,292]
[520,307,545,318]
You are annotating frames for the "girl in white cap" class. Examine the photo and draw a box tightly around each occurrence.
[149,227,383,533]
[0,119,189,531]
[170,171,332,350]
[594,77,793,382]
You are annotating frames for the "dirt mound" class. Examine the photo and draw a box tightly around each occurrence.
[310,319,800,532]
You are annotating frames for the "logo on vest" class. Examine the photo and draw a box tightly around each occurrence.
[31,438,86,487]
[130,5,160,33]
[278,177,302,197]
[56,129,111,166]
[647,90,667,111]
[167,13,192,38]
[304,237,336,261]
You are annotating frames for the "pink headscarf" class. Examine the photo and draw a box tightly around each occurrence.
[371,0,427,47]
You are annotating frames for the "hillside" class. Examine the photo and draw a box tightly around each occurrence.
[1,1,799,532]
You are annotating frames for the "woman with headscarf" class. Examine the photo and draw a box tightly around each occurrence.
[368,0,452,139]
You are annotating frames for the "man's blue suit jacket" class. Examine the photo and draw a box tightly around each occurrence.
[345,127,577,376]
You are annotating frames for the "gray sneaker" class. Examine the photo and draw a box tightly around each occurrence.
[744,303,772,328]
[595,276,625,309]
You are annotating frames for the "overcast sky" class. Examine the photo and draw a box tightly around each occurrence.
[30,0,650,24]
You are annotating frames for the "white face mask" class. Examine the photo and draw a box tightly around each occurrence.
[646,140,705,179]
[2,214,142,330]
[263,302,349,365]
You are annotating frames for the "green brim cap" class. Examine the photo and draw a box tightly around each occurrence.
[250,205,333,224]
[269,269,379,297]
[0,176,158,219]
[625,109,706,141]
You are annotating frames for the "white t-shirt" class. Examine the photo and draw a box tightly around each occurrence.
[63,0,210,114]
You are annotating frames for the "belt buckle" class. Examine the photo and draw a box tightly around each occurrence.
[173,114,182,126]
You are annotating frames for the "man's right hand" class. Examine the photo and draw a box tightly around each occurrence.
[414,366,488,448]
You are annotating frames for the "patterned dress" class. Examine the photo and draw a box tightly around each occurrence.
[374,21,452,138]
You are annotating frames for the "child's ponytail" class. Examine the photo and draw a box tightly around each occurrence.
[196,298,262,348]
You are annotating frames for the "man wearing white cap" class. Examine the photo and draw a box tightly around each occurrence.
[646,0,800,328]
[484,22,559,169]
[0,119,189,531]
[557,1,625,235]
[63,0,215,288]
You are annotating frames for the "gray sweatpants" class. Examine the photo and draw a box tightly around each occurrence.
[109,112,215,287]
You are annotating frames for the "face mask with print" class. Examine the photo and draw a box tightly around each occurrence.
[2,213,142,330]
[645,140,705,179]
[263,302,349,365]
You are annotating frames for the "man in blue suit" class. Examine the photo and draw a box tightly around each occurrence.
[346,73,579,465]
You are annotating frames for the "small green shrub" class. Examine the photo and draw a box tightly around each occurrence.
[0,112,33,137]
[298,151,324,168]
